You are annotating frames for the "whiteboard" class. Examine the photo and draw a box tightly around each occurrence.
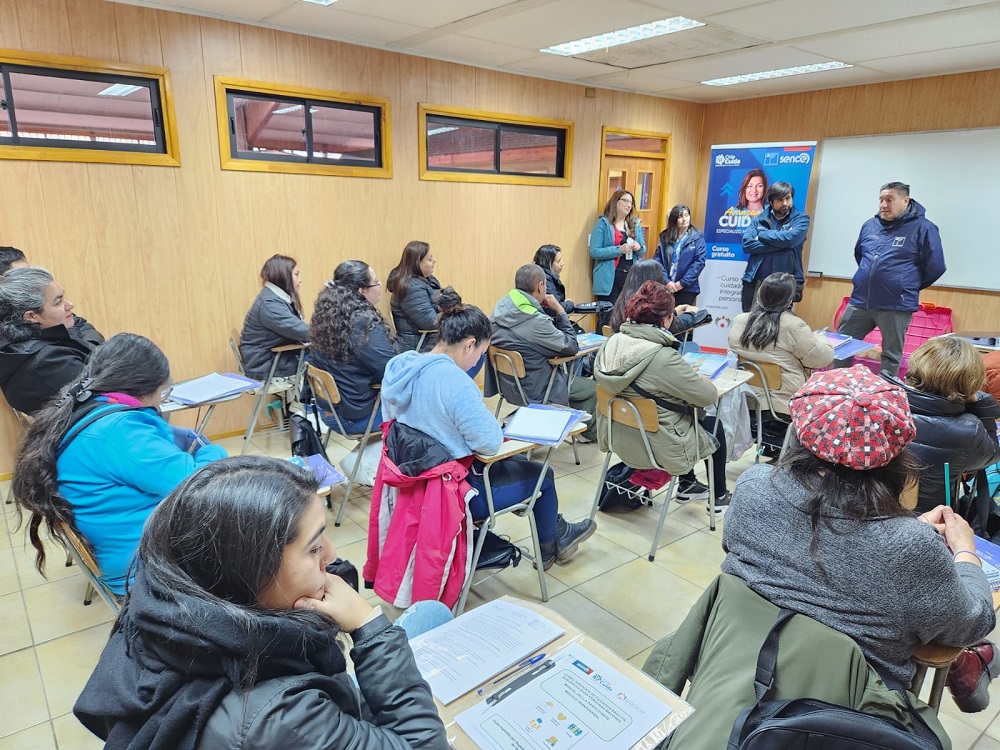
[808,128,1000,291]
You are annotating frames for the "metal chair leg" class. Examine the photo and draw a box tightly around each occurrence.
[648,476,678,562]
[926,665,950,713]
[589,452,614,521]
[83,582,95,606]
[570,435,580,465]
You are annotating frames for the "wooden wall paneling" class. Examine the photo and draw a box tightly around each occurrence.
[824,85,884,137]
[86,164,151,337]
[113,3,163,66]
[14,0,71,54]
[237,24,279,83]
[66,0,121,61]
[0,1,22,48]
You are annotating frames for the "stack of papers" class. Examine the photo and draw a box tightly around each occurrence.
[410,600,565,704]
[302,454,346,491]
[503,404,589,446]
[682,352,731,380]
[818,331,878,360]
[975,537,1000,592]
[167,372,260,405]
[576,332,607,350]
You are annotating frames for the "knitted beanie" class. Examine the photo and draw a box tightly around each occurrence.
[788,365,915,470]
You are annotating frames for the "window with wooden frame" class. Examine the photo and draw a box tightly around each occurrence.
[419,104,572,187]
[0,50,179,167]
[214,77,391,179]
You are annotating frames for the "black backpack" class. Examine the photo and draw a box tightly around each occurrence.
[728,609,942,750]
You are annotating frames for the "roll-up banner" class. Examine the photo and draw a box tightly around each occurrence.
[695,141,817,351]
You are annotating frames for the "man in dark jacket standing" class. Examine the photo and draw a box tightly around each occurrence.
[485,264,597,441]
[835,182,946,377]
[741,182,810,312]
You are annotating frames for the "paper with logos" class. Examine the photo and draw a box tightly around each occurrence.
[410,600,564,704]
[695,142,817,351]
[455,644,672,750]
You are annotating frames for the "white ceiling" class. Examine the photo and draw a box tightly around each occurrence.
[109,0,1000,103]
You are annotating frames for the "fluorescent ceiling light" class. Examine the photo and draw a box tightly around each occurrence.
[701,61,852,86]
[301,0,338,5]
[98,84,142,97]
[274,104,303,114]
[541,17,704,56]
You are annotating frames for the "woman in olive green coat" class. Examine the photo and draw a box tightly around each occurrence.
[594,280,731,511]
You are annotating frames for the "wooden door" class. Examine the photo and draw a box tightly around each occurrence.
[601,154,665,249]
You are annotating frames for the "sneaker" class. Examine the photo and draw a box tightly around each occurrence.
[705,491,732,516]
[947,641,1000,713]
[675,479,709,504]
[555,514,597,563]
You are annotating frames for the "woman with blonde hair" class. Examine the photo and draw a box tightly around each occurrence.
[588,189,646,314]
[887,336,1000,513]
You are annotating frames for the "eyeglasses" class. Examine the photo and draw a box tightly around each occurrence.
[618,197,633,205]
[365,280,382,289]
[160,385,173,402]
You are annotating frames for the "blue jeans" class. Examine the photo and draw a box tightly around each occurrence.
[467,454,559,543]
[466,352,486,379]
[322,405,383,436]
[396,600,453,638]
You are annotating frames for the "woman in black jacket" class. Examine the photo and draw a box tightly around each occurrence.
[533,244,574,314]
[889,336,1000,513]
[311,260,396,434]
[239,254,309,380]
[74,456,451,750]
[387,240,452,352]
[0,266,104,414]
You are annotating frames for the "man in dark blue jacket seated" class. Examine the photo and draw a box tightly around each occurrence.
[741,181,810,313]
[835,181,947,377]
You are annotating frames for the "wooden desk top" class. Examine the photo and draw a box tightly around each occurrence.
[475,424,586,464]
[713,367,753,397]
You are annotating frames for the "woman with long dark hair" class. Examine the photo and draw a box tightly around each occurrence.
[0,266,104,414]
[310,260,396,434]
[653,204,706,306]
[239,254,309,380]
[727,272,834,414]
[607,259,701,336]
[588,189,646,311]
[387,240,453,352]
[382,289,595,568]
[532,244,574,314]
[74,455,451,749]
[595,280,730,512]
[12,333,226,596]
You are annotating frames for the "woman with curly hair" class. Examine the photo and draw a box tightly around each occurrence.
[310,260,397,434]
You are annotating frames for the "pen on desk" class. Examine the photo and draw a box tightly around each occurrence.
[477,654,547,694]
[485,660,556,706]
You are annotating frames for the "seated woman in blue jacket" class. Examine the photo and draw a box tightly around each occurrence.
[382,289,596,569]
[653,204,706,307]
[239,254,309,381]
[310,260,397,435]
[589,190,646,313]
[12,333,226,596]
[74,455,452,749]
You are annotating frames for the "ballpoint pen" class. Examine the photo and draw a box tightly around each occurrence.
[485,660,556,706]
[477,653,547,694]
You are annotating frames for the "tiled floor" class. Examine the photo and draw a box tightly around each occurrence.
[4,425,1000,748]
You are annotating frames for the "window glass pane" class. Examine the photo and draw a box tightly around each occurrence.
[231,95,307,158]
[427,120,495,171]
[311,104,377,164]
[8,70,155,146]
[499,129,558,175]
[607,170,624,196]
[0,76,10,138]
[637,171,653,210]
[604,132,666,153]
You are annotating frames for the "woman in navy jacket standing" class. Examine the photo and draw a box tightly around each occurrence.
[654,204,706,307]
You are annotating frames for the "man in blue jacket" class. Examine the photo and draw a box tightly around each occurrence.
[835,182,946,377]
[741,182,810,312]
